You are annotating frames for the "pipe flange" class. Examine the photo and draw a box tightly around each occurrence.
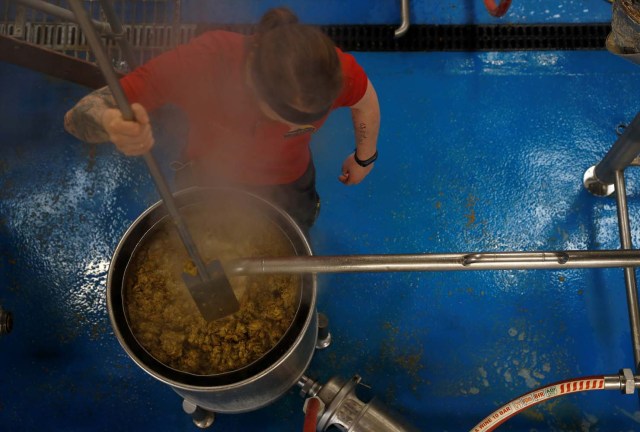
[583,165,615,197]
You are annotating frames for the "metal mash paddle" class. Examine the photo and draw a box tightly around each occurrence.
[68,0,239,321]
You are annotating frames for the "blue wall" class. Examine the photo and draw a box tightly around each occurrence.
[3,1,640,431]
[179,0,613,25]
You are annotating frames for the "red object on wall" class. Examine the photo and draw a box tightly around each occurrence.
[484,0,512,17]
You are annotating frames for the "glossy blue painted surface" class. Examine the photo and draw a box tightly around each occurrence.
[180,0,613,25]
[2,3,640,431]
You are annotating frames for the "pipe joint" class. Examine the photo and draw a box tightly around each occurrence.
[604,369,640,393]
[297,375,323,398]
[583,165,615,197]
[621,368,637,394]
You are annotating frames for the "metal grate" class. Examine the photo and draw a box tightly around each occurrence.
[196,23,612,52]
[0,0,613,71]
[0,0,194,68]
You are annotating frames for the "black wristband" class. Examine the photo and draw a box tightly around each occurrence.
[354,149,378,167]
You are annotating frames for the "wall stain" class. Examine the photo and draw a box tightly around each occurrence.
[465,194,478,226]
[381,321,427,393]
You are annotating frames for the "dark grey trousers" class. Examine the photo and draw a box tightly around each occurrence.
[173,160,320,233]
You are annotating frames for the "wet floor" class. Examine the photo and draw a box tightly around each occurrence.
[2,47,640,431]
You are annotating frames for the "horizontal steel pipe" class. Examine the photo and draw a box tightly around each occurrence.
[227,250,640,275]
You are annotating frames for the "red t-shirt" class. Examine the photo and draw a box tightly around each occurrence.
[120,30,369,185]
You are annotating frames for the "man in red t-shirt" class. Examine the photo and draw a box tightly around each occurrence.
[64,8,380,231]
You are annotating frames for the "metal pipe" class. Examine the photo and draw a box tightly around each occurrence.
[593,111,640,186]
[227,250,640,275]
[97,0,137,69]
[394,0,410,38]
[14,0,111,33]
[614,170,640,369]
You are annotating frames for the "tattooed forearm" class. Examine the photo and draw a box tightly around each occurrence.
[357,122,368,145]
[349,79,380,172]
[64,86,117,144]
[64,102,109,143]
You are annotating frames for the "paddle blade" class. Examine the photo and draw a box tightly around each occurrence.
[182,260,240,321]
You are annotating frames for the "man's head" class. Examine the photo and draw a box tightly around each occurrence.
[250,8,343,125]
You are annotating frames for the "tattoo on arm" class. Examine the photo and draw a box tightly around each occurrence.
[357,122,368,145]
[64,86,117,143]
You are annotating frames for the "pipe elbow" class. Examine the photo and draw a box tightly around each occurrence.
[394,0,410,38]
